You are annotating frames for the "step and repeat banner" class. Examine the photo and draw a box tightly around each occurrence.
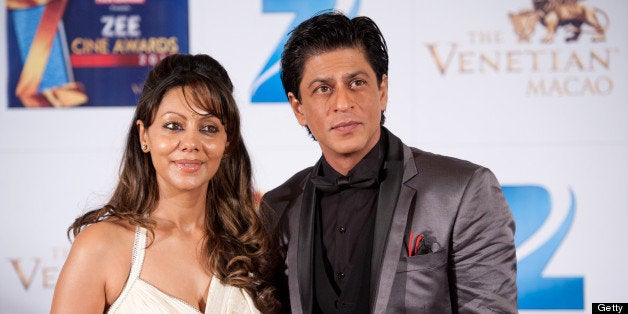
[1,0,627,313]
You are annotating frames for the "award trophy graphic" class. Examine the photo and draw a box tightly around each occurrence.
[7,0,88,108]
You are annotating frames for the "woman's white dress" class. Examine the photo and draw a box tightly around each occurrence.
[107,227,260,314]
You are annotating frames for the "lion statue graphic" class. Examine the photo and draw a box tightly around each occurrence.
[509,0,607,43]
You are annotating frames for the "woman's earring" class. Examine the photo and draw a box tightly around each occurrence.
[141,144,148,152]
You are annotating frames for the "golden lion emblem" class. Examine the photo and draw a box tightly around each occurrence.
[509,0,607,43]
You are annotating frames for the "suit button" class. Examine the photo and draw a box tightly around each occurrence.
[338,226,346,233]
[336,272,345,280]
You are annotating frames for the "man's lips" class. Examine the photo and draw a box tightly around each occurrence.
[174,159,203,172]
[331,121,360,132]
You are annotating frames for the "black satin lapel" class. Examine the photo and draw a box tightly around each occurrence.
[370,129,404,308]
[297,162,320,313]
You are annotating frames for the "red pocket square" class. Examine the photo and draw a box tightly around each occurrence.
[407,232,424,257]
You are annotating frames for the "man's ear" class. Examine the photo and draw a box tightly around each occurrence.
[288,92,307,126]
[379,74,388,112]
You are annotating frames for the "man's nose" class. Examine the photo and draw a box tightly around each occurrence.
[332,87,354,112]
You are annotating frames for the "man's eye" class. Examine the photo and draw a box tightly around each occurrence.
[201,125,219,134]
[163,122,183,130]
[352,79,366,87]
[315,85,331,94]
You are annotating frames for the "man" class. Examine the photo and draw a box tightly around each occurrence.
[262,12,518,313]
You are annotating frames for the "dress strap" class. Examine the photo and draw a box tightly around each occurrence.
[107,226,147,313]
[128,226,147,280]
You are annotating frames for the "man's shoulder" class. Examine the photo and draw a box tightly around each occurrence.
[386,129,484,176]
[406,145,486,177]
[262,166,313,205]
[403,145,505,202]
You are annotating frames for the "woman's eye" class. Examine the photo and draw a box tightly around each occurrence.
[201,125,219,134]
[163,122,183,130]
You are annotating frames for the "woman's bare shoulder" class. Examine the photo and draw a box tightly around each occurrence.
[75,219,135,246]
[52,219,138,312]
[72,219,135,254]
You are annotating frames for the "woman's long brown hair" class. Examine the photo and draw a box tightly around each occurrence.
[68,54,280,312]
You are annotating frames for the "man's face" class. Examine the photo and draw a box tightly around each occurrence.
[288,47,388,168]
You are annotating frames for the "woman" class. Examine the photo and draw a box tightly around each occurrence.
[51,54,280,313]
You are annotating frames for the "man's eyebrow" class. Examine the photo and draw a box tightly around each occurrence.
[306,71,370,88]
[344,70,369,79]
[307,76,332,88]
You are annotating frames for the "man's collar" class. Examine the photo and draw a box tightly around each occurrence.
[319,128,388,180]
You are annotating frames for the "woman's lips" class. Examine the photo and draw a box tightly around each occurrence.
[174,160,202,172]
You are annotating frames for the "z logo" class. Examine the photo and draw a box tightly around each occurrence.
[503,185,584,310]
[251,0,360,103]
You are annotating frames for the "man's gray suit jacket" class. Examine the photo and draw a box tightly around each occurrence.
[261,129,518,313]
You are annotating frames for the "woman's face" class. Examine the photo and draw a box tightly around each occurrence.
[138,87,228,196]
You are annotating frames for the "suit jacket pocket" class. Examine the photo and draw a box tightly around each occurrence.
[397,249,447,273]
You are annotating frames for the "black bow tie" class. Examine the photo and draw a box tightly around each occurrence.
[310,175,379,193]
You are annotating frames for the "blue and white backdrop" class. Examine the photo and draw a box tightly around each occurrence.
[1,0,627,313]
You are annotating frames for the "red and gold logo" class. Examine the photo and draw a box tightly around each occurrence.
[508,0,607,43]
